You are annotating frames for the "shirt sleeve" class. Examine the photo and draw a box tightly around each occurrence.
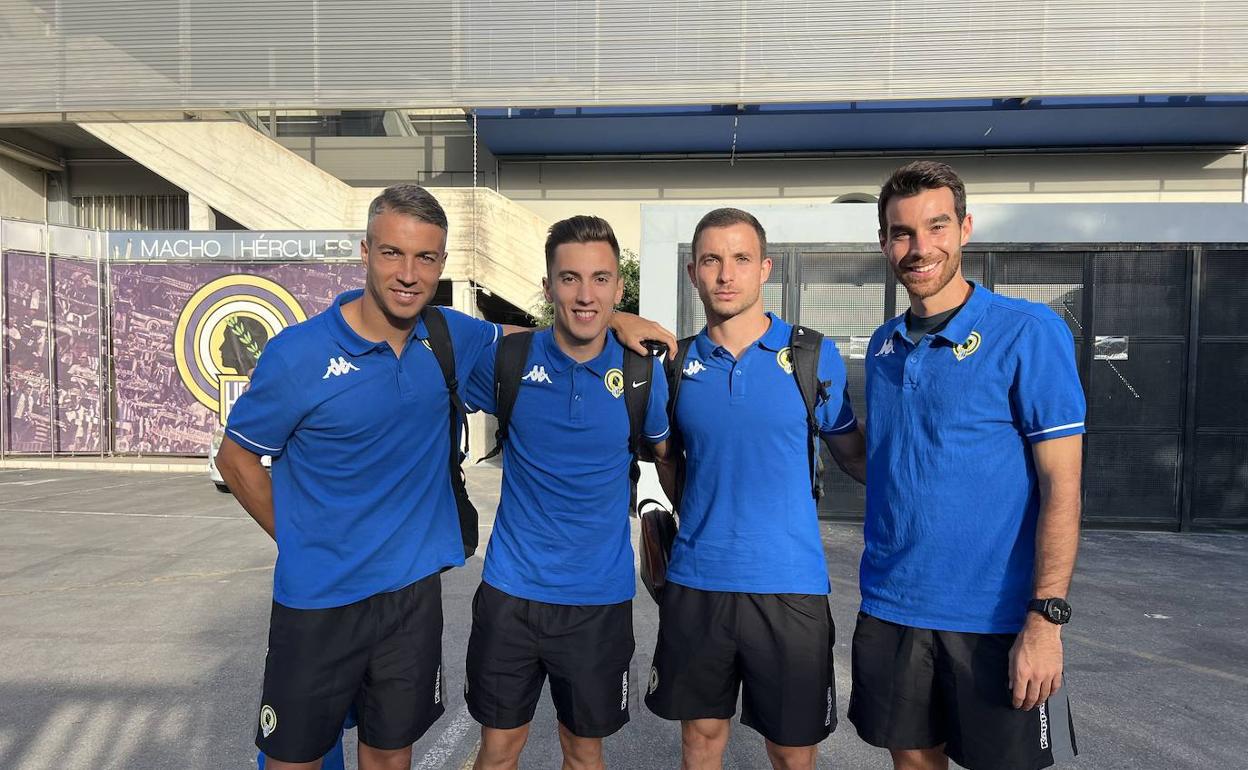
[817,338,858,435]
[463,336,499,415]
[224,341,303,456]
[1012,312,1087,443]
[444,309,502,383]
[643,356,671,444]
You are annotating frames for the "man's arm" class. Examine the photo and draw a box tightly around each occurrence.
[650,440,682,510]
[216,436,278,541]
[1009,433,1082,710]
[824,422,866,485]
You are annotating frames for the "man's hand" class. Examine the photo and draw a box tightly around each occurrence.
[1009,612,1064,710]
[609,311,678,357]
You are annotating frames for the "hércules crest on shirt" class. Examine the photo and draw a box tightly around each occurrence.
[604,368,624,398]
[776,346,794,374]
[174,274,307,421]
[952,331,982,361]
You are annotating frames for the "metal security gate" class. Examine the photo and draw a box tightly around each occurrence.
[676,242,1248,531]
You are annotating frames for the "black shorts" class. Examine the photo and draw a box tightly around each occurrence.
[643,583,837,747]
[848,612,1078,770]
[254,572,446,763]
[465,582,635,738]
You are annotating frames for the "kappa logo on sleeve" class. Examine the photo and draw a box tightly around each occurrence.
[683,359,706,377]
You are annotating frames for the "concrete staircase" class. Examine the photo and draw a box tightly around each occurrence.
[78,117,546,311]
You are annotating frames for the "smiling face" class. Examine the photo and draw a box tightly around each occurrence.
[544,240,623,350]
[359,209,448,327]
[880,185,973,308]
[688,222,772,324]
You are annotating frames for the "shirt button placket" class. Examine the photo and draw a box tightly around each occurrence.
[571,366,584,423]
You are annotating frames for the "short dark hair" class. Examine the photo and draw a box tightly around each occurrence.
[691,207,767,258]
[544,215,620,273]
[877,161,967,232]
[366,184,448,242]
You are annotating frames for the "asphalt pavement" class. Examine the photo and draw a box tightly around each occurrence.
[0,464,1245,769]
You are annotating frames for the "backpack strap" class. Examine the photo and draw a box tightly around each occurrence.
[622,346,655,514]
[661,336,697,513]
[480,330,534,462]
[665,336,696,430]
[789,324,829,502]
[420,306,479,559]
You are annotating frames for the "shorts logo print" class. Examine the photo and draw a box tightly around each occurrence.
[1038,701,1049,749]
[604,368,624,398]
[825,686,833,726]
[259,704,278,738]
[434,664,442,705]
[648,665,659,695]
[620,671,629,710]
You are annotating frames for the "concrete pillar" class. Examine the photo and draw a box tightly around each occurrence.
[45,171,73,225]
[0,155,46,221]
[452,280,497,461]
[188,193,216,230]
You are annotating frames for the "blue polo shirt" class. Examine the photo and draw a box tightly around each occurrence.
[862,283,1086,634]
[667,314,857,595]
[226,290,500,609]
[464,329,669,605]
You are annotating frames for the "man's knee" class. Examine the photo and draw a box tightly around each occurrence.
[475,724,531,770]
[890,746,949,770]
[557,723,604,770]
[356,741,413,770]
[681,718,730,767]
[764,741,818,770]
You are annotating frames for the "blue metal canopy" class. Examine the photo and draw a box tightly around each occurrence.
[474,96,1248,155]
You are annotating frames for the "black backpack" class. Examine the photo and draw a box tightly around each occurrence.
[420,306,480,560]
[483,331,656,513]
[665,325,832,507]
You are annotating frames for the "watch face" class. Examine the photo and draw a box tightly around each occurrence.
[1047,599,1072,624]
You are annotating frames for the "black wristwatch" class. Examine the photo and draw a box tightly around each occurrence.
[1028,598,1072,625]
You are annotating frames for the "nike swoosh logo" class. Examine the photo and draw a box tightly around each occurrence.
[632,381,646,388]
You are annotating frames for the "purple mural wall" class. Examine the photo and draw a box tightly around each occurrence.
[2,251,53,452]
[108,262,363,454]
[52,257,103,452]
[2,252,104,453]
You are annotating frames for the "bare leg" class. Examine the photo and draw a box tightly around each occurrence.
[764,740,818,770]
[890,746,949,770]
[558,722,605,770]
[680,718,731,770]
[473,724,531,770]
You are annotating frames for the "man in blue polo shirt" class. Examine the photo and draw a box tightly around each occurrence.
[849,161,1084,770]
[216,184,501,770]
[216,186,676,770]
[460,215,669,770]
[645,208,865,770]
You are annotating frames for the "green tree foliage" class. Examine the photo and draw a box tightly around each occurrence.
[530,248,639,326]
